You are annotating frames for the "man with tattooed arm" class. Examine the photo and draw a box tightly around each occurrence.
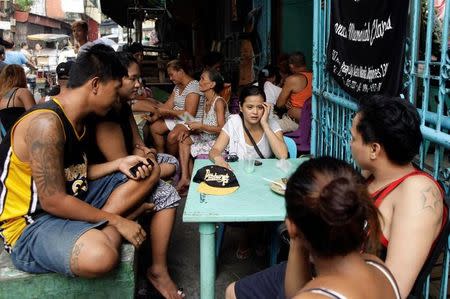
[0,44,159,278]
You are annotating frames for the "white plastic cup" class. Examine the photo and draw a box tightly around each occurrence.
[244,157,255,173]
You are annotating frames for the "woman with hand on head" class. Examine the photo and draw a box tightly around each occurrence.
[209,85,288,169]
[176,68,229,193]
[209,85,287,259]
[226,157,401,299]
[146,59,204,156]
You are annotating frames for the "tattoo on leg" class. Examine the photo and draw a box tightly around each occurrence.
[71,242,84,274]
[420,186,441,213]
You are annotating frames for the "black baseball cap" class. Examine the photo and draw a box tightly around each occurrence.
[193,165,240,195]
[56,61,73,80]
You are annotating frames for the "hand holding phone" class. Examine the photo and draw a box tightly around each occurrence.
[129,158,154,177]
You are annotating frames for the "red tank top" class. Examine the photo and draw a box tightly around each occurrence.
[370,169,447,248]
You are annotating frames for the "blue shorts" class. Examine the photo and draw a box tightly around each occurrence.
[10,172,128,277]
[235,262,287,299]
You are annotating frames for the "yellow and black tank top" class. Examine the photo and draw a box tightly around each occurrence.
[0,99,88,253]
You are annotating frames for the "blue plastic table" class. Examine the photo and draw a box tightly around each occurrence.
[182,158,305,299]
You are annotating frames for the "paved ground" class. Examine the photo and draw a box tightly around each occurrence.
[138,197,272,299]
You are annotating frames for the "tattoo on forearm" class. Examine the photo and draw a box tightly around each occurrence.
[70,242,84,274]
[25,113,66,198]
[420,186,441,213]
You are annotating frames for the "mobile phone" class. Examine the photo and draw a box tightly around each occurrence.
[129,158,154,177]
[254,160,262,166]
[225,154,239,162]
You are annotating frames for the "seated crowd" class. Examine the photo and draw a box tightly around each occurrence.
[0,42,446,299]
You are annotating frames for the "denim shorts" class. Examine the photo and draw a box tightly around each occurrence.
[10,172,128,277]
[235,262,287,299]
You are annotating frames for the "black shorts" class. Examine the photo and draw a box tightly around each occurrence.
[235,262,287,299]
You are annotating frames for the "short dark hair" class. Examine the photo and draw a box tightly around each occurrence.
[20,42,27,48]
[202,68,224,94]
[285,156,381,257]
[239,85,266,106]
[4,41,13,49]
[67,44,127,88]
[356,95,422,165]
[117,52,138,69]
[288,52,306,67]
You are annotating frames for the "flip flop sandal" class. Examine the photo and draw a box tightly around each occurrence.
[236,247,252,260]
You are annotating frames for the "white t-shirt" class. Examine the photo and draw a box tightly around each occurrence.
[222,114,282,159]
[263,81,282,105]
[253,81,282,105]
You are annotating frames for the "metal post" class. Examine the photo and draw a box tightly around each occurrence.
[199,223,216,299]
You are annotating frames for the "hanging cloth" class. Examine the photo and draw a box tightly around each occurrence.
[327,0,410,99]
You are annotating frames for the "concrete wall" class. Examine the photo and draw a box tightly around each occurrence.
[281,0,313,69]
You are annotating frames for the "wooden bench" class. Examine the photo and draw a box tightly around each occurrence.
[0,243,136,299]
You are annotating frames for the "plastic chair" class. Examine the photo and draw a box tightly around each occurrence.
[283,136,297,159]
[408,179,450,298]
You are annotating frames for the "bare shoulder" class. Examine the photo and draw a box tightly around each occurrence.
[396,174,444,216]
[361,253,385,264]
[24,111,65,147]
[215,97,226,108]
[17,87,33,96]
[26,111,62,133]
[287,73,308,91]
[295,277,351,299]
[12,111,63,162]
[286,74,306,85]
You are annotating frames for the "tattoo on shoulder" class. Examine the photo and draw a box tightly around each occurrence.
[25,113,66,198]
[420,185,442,214]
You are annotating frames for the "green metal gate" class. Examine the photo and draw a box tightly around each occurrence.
[312,0,450,297]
